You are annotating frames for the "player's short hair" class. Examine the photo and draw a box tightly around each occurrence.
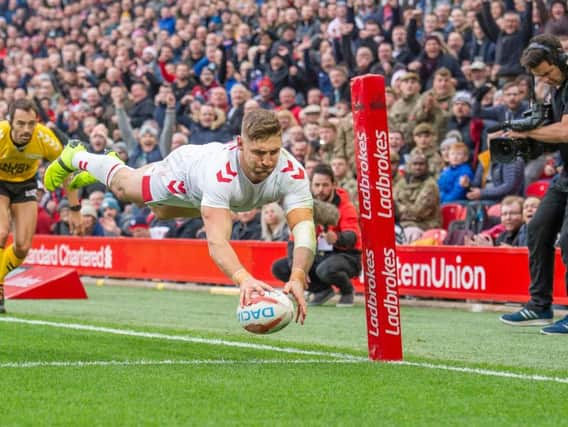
[8,98,39,121]
[241,109,282,142]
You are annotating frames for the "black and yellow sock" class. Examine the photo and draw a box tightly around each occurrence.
[0,244,25,279]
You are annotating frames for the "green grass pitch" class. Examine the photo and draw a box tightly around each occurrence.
[1,285,567,426]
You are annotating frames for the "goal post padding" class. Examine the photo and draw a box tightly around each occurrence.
[351,74,403,361]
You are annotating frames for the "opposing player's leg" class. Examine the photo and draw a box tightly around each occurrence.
[1,200,38,278]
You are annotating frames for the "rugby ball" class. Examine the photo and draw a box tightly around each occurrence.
[237,290,294,334]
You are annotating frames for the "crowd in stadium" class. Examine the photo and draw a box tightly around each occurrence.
[1,0,568,247]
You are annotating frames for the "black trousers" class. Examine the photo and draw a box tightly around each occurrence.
[272,251,361,295]
[526,176,568,311]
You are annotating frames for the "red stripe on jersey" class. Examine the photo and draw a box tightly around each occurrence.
[141,175,152,203]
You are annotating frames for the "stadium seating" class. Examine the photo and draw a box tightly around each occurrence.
[525,180,550,198]
[413,228,448,245]
[441,203,467,230]
[487,203,501,217]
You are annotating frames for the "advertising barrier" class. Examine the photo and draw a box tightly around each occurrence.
[25,237,568,305]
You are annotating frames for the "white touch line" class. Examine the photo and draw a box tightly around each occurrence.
[0,359,363,369]
[392,361,568,385]
[2,317,567,384]
[0,317,365,361]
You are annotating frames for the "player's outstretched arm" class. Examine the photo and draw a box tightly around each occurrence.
[284,207,316,325]
[201,206,273,307]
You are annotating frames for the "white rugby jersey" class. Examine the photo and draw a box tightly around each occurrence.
[152,142,313,213]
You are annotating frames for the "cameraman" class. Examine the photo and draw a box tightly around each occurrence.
[500,35,568,335]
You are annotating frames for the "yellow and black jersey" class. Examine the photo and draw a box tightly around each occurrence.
[0,121,63,182]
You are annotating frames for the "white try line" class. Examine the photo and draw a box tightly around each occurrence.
[2,317,567,384]
[0,317,365,361]
[0,359,362,369]
[392,361,568,385]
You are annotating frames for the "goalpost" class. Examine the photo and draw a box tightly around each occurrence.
[351,75,403,361]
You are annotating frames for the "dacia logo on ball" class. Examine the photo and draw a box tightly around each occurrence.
[238,307,275,321]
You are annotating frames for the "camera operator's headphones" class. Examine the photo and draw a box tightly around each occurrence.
[525,42,568,73]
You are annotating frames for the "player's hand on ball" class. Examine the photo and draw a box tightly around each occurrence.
[239,276,274,307]
[283,280,307,325]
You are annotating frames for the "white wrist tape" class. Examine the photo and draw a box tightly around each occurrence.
[292,220,316,254]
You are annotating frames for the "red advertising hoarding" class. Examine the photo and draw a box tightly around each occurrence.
[23,236,568,305]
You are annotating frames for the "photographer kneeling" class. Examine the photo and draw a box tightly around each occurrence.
[499,35,568,335]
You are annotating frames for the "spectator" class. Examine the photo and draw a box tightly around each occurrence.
[231,209,262,241]
[408,34,467,90]
[99,198,122,237]
[472,81,529,124]
[314,121,338,164]
[409,67,454,143]
[261,202,290,242]
[331,155,359,209]
[276,109,299,145]
[276,87,303,122]
[467,61,493,92]
[465,146,525,203]
[333,112,356,175]
[227,84,249,135]
[438,142,475,203]
[254,77,277,110]
[113,87,173,166]
[478,0,533,81]
[81,203,104,236]
[127,81,155,128]
[112,142,130,163]
[394,151,442,243]
[391,150,403,188]
[188,104,233,145]
[446,91,483,158]
[465,196,525,246]
[52,200,72,236]
[516,196,542,246]
[300,105,322,126]
[389,71,422,144]
[272,163,361,307]
[389,128,410,167]
[165,217,205,239]
[128,215,151,238]
[468,19,497,65]
[409,123,444,177]
[88,190,105,214]
[170,133,188,152]
[328,66,351,107]
[543,0,568,36]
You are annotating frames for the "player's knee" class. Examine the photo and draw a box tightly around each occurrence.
[13,241,31,258]
[0,229,9,245]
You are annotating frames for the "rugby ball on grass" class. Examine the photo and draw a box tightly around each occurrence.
[237,290,294,334]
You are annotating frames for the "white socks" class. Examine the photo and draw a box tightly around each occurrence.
[71,152,129,187]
